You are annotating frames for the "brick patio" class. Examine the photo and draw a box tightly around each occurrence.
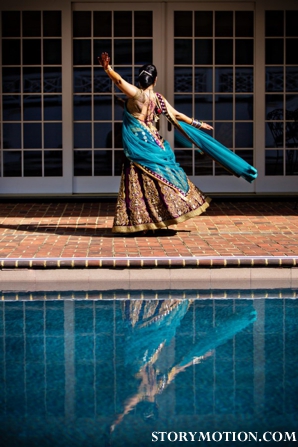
[0,198,297,268]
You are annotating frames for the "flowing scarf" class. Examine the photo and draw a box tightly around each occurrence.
[156,93,258,184]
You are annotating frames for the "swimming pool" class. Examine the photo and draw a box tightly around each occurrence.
[0,293,297,446]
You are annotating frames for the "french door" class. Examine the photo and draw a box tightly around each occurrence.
[1,0,297,195]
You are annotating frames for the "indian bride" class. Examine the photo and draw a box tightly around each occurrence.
[97,52,257,234]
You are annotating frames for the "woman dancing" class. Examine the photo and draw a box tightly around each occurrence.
[97,52,257,234]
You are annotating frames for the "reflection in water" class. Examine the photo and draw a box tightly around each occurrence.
[0,298,298,447]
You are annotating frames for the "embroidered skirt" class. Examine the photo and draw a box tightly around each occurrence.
[112,159,211,233]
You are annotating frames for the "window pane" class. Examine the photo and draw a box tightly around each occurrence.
[236,40,253,65]
[117,68,132,84]
[22,11,41,37]
[266,95,284,120]
[235,123,253,148]
[3,123,21,149]
[134,11,152,37]
[286,67,298,92]
[2,40,20,65]
[94,67,112,93]
[215,122,233,148]
[43,39,61,65]
[174,68,193,92]
[74,68,92,93]
[43,11,61,37]
[286,150,298,174]
[265,39,284,65]
[44,150,63,176]
[265,122,283,148]
[235,12,254,37]
[94,11,111,37]
[174,11,192,37]
[195,39,212,65]
[44,123,62,148]
[286,94,298,114]
[24,123,42,148]
[114,40,132,65]
[94,123,112,148]
[235,150,254,166]
[2,68,20,93]
[73,40,91,65]
[265,150,283,175]
[265,67,283,92]
[215,40,233,65]
[235,68,253,92]
[235,95,253,120]
[3,96,21,121]
[115,150,125,176]
[195,152,213,175]
[24,151,42,176]
[215,162,233,176]
[286,11,298,37]
[135,39,152,65]
[94,39,112,66]
[2,11,20,37]
[215,11,233,37]
[94,96,112,121]
[265,11,284,37]
[94,151,112,175]
[175,40,192,65]
[174,150,193,175]
[286,39,298,64]
[23,95,41,121]
[286,123,298,148]
[195,68,213,92]
[113,94,125,120]
[114,11,132,37]
[195,11,213,37]
[23,68,41,93]
[74,95,91,121]
[44,68,62,93]
[3,151,22,176]
[44,95,62,121]
[74,123,91,148]
[23,39,41,65]
[195,95,213,121]
[73,11,91,37]
[114,123,123,148]
[215,95,233,120]
[174,95,192,117]
[74,150,92,175]
[215,67,233,93]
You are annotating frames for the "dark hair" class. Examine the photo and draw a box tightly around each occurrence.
[138,64,157,89]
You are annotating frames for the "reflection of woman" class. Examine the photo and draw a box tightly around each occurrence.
[111,299,257,432]
[98,52,257,234]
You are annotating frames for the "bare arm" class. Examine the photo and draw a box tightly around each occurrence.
[164,98,213,130]
[97,52,137,98]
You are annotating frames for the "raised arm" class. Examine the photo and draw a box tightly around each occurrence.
[163,97,213,130]
[98,52,137,98]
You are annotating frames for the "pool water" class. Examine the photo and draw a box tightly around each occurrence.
[0,296,297,446]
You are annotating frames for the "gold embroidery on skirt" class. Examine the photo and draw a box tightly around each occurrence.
[141,173,172,222]
[128,163,152,225]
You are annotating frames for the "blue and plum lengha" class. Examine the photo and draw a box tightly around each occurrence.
[112,91,257,234]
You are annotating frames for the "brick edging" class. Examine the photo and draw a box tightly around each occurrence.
[0,257,297,269]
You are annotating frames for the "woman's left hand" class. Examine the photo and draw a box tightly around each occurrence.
[97,52,110,70]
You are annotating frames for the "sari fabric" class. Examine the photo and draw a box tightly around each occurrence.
[155,93,258,183]
[122,105,189,194]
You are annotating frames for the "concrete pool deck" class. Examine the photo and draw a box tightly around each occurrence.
[0,198,297,292]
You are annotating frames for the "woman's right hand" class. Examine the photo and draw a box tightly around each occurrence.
[97,52,110,70]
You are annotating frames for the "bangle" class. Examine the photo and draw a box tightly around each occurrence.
[105,66,112,72]
[191,118,203,129]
